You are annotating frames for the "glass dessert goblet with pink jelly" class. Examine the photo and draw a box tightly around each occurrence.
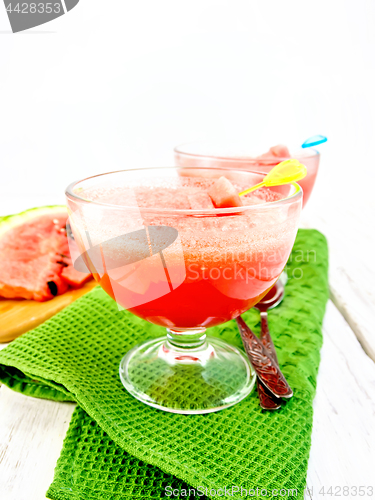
[174,141,320,207]
[66,167,302,414]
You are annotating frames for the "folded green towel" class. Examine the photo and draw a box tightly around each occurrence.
[0,229,329,500]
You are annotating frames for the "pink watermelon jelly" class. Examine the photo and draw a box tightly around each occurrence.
[254,145,318,206]
[75,174,300,329]
[174,143,320,207]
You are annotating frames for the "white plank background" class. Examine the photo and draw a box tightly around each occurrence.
[2,0,375,497]
[0,389,74,500]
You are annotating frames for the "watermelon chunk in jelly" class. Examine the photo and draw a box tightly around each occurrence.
[208,176,243,208]
[256,144,290,160]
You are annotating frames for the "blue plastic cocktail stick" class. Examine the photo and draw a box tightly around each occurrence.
[301,135,327,148]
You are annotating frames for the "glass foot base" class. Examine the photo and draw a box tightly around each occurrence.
[119,336,256,414]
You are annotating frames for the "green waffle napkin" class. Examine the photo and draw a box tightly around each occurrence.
[0,229,329,500]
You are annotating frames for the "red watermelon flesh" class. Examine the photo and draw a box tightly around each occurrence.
[0,210,91,301]
[61,258,93,288]
[270,145,290,157]
[208,176,243,208]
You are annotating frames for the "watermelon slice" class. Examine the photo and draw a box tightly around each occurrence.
[208,176,243,208]
[61,258,93,288]
[0,206,92,302]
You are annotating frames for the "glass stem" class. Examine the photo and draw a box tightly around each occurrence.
[166,328,207,349]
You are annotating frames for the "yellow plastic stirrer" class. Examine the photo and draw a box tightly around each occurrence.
[238,159,307,197]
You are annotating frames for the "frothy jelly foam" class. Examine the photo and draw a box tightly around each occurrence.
[80,176,284,209]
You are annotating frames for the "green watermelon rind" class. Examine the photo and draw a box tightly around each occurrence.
[0,205,68,239]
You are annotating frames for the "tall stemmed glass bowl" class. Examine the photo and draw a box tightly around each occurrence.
[66,167,302,414]
[174,141,320,207]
